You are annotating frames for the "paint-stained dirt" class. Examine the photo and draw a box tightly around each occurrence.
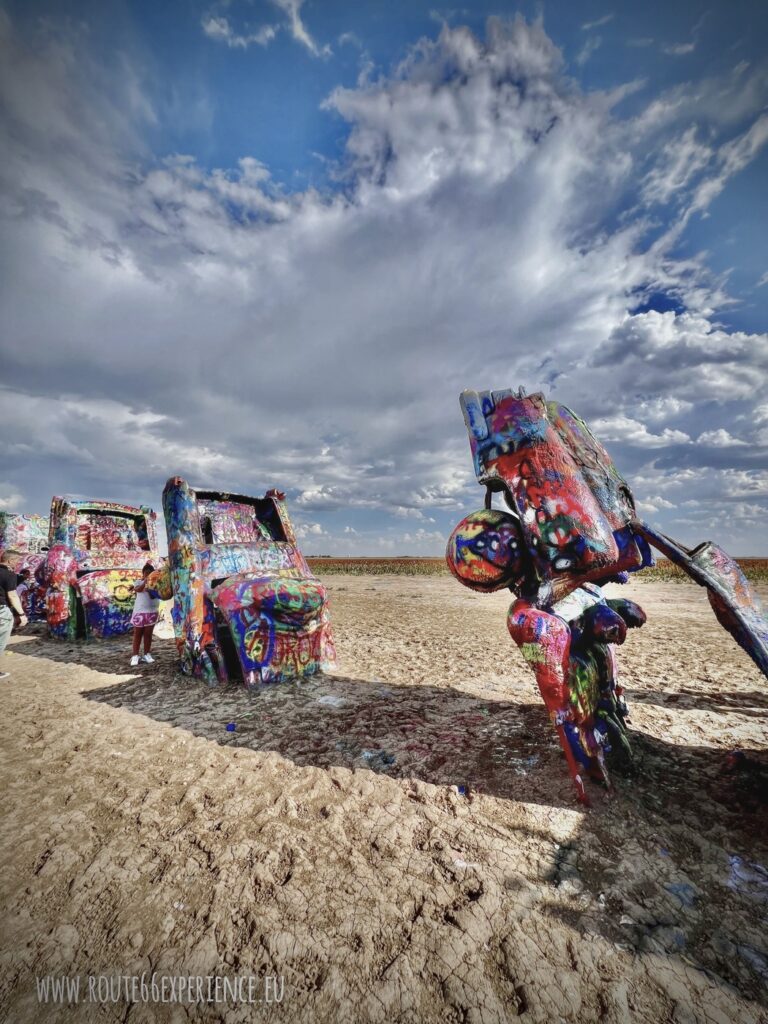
[0,576,766,1023]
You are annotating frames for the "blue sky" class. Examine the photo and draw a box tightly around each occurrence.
[1,0,767,554]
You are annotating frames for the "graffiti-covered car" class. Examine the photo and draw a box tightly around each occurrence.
[447,387,767,805]
[162,477,336,687]
[0,512,50,621]
[45,497,159,639]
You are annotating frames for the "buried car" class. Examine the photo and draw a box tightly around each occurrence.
[0,512,50,621]
[45,497,160,640]
[162,477,336,687]
[448,388,768,805]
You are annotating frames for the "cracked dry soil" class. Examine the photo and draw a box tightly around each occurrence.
[0,576,766,1023]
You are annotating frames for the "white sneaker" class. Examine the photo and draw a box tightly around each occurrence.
[130,655,141,667]
[142,653,155,664]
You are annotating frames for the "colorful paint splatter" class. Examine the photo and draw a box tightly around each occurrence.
[449,387,768,805]
[460,389,653,604]
[44,498,159,640]
[162,478,335,687]
[445,509,525,592]
[0,512,50,621]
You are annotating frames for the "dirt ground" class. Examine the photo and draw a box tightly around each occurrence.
[0,575,766,1024]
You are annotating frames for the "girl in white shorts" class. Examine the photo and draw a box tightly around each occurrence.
[130,562,160,667]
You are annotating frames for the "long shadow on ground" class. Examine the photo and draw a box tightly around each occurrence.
[632,687,768,717]
[11,633,768,1007]
[12,633,768,833]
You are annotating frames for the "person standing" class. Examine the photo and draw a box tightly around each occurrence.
[15,569,31,615]
[0,552,27,680]
[130,561,160,667]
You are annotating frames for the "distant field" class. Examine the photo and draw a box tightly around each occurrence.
[642,557,768,585]
[307,557,446,576]
[307,556,768,584]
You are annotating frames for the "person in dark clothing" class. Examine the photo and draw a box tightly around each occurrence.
[0,551,27,679]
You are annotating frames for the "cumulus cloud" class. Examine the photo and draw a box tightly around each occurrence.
[632,397,694,422]
[696,429,749,447]
[591,415,691,448]
[393,507,436,522]
[1,12,767,553]
[636,495,676,514]
[589,312,768,403]
[294,521,327,538]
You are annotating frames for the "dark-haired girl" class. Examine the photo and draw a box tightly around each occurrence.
[130,562,159,667]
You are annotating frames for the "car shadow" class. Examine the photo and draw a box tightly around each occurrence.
[10,633,767,828]
[632,687,768,717]
[9,633,768,1006]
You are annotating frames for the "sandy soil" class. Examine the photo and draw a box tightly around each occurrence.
[0,576,766,1024]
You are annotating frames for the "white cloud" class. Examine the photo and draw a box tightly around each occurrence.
[591,415,691,448]
[201,1,328,56]
[590,311,768,403]
[1,13,767,553]
[271,0,330,58]
[684,114,768,221]
[296,488,347,511]
[401,528,446,546]
[633,465,768,503]
[661,13,708,59]
[641,126,713,205]
[632,397,694,422]
[295,521,327,538]
[636,494,676,513]
[696,428,749,447]
[581,14,614,31]
[393,507,437,522]
[662,42,696,56]
[201,15,278,49]
[0,484,25,511]
[0,389,241,483]
[729,502,767,520]
[575,35,602,67]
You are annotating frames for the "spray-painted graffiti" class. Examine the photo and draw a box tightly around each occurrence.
[44,498,159,640]
[0,512,49,554]
[163,478,335,687]
[77,569,141,637]
[448,388,768,805]
[0,512,50,621]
